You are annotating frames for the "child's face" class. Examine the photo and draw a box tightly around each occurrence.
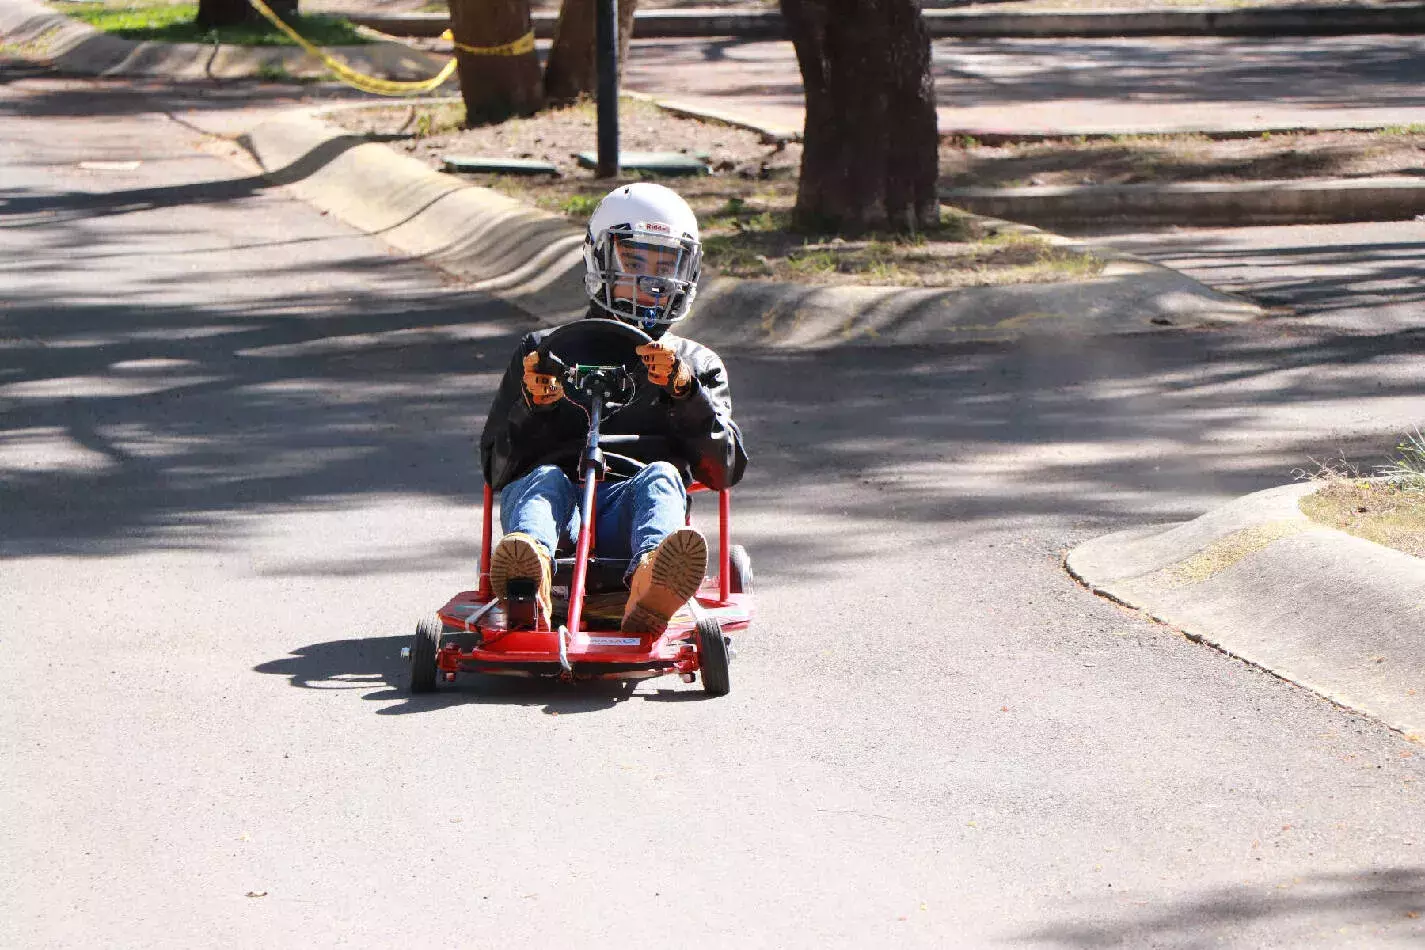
[611,239,680,307]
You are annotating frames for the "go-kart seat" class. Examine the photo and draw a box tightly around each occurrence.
[551,555,633,595]
[547,555,638,630]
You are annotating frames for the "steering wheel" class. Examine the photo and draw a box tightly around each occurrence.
[535,318,652,408]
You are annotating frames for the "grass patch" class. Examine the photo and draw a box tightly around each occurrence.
[1299,482,1425,559]
[1378,428,1425,493]
[60,2,369,46]
[700,211,1102,287]
[253,60,293,82]
[1297,433,1425,558]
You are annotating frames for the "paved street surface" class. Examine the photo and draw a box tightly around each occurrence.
[4,75,1425,948]
[1082,222,1425,338]
[623,34,1425,136]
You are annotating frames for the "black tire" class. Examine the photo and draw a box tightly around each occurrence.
[697,616,731,697]
[728,544,753,595]
[408,616,442,694]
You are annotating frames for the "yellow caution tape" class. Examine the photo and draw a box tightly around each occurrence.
[443,29,536,58]
[247,0,466,97]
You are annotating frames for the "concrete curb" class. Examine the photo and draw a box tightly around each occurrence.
[0,0,451,80]
[942,177,1425,230]
[236,107,1263,349]
[1067,482,1425,741]
[340,4,1425,39]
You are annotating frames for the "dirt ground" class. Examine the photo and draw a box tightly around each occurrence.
[940,128,1425,188]
[327,97,1113,288]
[326,97,1423,288]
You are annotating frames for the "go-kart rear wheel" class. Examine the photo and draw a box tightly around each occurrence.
[408,616,442,694]
[728,544,753,595]
[696,616,730,697]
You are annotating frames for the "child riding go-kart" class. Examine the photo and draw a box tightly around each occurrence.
[404,317,753,696]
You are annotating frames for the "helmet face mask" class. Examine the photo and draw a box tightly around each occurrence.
[582,184,702,336]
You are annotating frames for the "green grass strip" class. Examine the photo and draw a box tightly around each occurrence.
[62,2,369,46]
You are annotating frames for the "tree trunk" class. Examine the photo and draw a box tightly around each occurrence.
[196,0,296,30]
[543,0,638,106]
[448,0,544,124]
[780,0,938,234]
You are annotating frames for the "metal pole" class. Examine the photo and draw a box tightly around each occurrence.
[596,0,619,178]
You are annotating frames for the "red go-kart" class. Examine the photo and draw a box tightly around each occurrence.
[404,319,752,697]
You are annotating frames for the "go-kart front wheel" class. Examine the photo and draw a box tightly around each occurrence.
[696,616,731,697]
[728,544,753,595]
[408,616,442,694]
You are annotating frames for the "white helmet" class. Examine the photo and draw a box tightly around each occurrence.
[582,182,702,334]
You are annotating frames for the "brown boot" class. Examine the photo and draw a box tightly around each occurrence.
[622,528,708,634]
[489,533,552,624]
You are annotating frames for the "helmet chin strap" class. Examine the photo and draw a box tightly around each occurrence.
[590,299,670,339]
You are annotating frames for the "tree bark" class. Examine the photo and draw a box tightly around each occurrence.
[196,0,296,30]
[448,0,544,124]
[780,0,939,234]
[543,0,638,106]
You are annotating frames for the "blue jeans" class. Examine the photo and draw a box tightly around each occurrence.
[499,462,687,579]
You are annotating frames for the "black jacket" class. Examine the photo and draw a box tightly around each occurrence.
[480,320,748,492]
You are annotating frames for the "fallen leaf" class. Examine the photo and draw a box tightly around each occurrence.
[246,891,267,898]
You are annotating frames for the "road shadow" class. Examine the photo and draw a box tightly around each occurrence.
[1069,235,1425,319]
[1014,866,1425,947]
[6,259,1425,576]
[4,77,1425,583]
[252,635,714,714]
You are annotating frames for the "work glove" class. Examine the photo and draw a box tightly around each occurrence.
[522,351,564,407]
[636,341,693,399]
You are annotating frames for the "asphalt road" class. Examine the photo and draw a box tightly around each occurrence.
[3,76,1425,949]
[1081,222,1425,338]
